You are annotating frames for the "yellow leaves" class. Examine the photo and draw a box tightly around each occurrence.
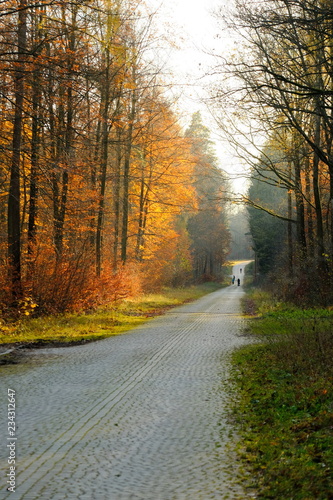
[18,297,38,317]
[123,82,137,90]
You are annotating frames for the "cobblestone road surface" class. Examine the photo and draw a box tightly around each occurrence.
[0,264,251,500]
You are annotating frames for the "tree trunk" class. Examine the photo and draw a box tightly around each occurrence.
[304,156,314,260]
[28,63,42,257]
[287,176,293,279]
[312,111,326,272]
[96,54,110,276]
[113,127,122,267]
[8,0,27,301]
[293,154,307,268]
[121,68,136,263]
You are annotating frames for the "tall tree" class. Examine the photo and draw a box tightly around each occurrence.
[7,0,27,300]
[213,0,333,300]
[186,112,230,281]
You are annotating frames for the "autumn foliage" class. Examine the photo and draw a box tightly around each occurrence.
[0,0,230,315]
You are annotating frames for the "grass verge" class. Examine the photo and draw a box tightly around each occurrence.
[0,282,224,346]
[231,289,333,499]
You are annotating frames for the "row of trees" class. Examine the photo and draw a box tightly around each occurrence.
[186,112,230,282]
[213,0,333,303]
[0,0,230,314]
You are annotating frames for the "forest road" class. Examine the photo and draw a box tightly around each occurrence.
[0,263,253,500]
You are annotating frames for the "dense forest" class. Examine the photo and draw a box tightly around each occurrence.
[0,0,231,315]
[213,0,333,305]
[5,0,331,314]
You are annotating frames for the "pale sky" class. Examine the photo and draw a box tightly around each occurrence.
[146,0,249,196]
[152,0,227,78]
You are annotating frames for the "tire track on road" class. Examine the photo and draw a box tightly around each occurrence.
[0,281,250,499]
[3,314,209,499]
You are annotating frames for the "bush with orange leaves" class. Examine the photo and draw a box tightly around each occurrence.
[29,254,142,315]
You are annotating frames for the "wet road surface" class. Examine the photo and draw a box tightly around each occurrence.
[0,267,251,499]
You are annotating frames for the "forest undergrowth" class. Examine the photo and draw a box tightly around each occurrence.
[0,282,224,347]
[231,288,333,499]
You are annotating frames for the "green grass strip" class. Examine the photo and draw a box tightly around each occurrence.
[0,282,224,346]
[231,293,333,499]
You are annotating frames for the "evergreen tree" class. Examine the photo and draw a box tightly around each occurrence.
[185,112,230,281]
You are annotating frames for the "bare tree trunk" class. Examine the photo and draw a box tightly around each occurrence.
[28,2,45,258]
[28,77,40,248]
[287,166,293,279]
[135,152,153,261]
[304,155,314,260]
[135,155,146,261]
[293,154,307,268]
[96,54,110,276]
[88,118,101,249]
[8,0,27,301]
[52,4,77,260]
[312,110,326,272]
[121,69,136,263]
[113,126,122,268]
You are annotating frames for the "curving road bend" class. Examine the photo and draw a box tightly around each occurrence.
[0,263,252,500]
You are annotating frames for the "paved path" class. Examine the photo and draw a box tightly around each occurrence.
[0,264,251,499]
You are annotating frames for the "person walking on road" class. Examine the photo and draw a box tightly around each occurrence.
[237,278,240,286]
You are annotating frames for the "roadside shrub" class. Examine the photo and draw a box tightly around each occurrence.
[29,250,142,315]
